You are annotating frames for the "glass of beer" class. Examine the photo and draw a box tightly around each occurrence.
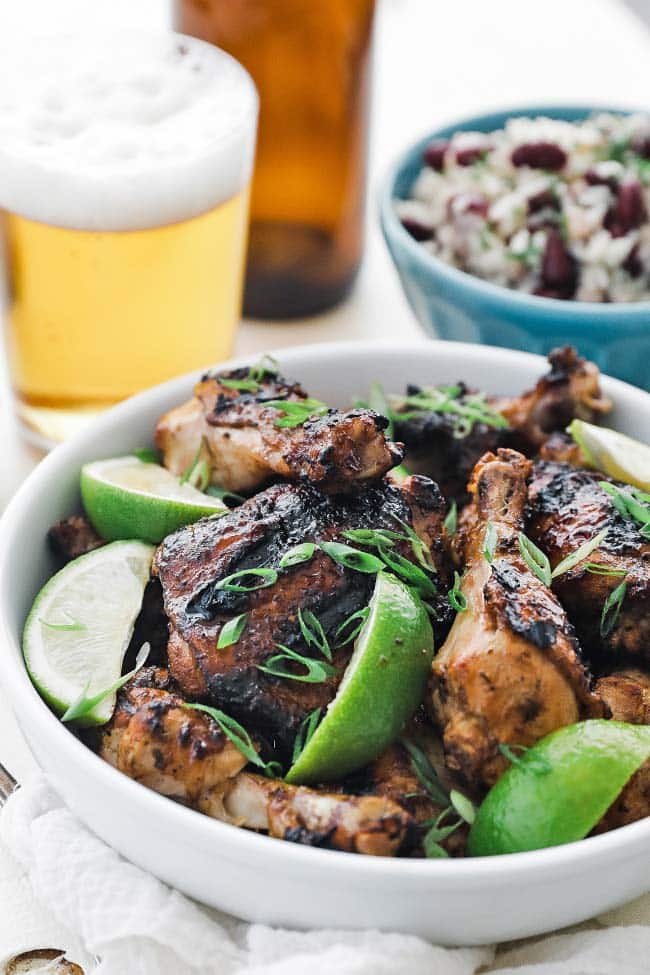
[0,32,258,443]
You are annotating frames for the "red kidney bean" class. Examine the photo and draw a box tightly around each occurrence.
[401,217,433,242]
[527,188,559,213]
[631,132,650,160]
[585,168,618,191]
[455,144,490,166]
[623,243,643,278]
[423,140,449,171]
[606,179,646,236]
[540,229,577,296]
[511,142,567,170]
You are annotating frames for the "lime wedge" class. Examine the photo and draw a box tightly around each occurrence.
[285,572,434,784]
[568,420,650,491]
[23,540,154,725]
[468,720,650,856]
[81,456,228,543]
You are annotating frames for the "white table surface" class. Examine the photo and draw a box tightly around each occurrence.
[1,0,649,812]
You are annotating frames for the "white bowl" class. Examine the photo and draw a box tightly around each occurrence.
[1,340,649,947]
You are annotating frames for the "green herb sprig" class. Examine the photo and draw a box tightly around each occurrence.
[185,702,281,777]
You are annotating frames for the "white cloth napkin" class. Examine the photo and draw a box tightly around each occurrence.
[1,776,649,975]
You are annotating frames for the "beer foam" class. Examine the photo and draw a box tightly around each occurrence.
[0,32,258,230]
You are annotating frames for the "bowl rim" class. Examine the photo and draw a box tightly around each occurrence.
[379,101,650,319]
[2,338,650,884]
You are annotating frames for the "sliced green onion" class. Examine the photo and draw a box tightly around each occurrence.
[319,541,385,574]
[248,354,279,383]
[258,645,338,684]
[216,568,278,593]
[62,642,150,724]
[185,702,278,777]
[401,738,449,807]
[422,807,462,858]
[448,571,468,613]
[498,742,552,775]
[551,528,608,579]
[219,377,261,393]
[518,532,551,587]
[583,562,628,577]
[376,543,438,597]
[334,606,370,647]
[217,612,248,649]
[392,515,436,570]
[180,439,210,490]
[298,608,331,661]
[483,521,498,564]
[600,579,628,638]
[291,707,322,764]
[449,789,476,825]
[279,543,317,569]
[265,397,329,429]
[40,610,86,632]
[205,484,245,505]
[443,501,458,537]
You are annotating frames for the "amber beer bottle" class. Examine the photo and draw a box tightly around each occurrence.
[177,0,376,319]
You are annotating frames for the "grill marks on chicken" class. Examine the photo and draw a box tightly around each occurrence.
[430,449,603,792]
[528,462,650,659]
[154,476,450,755]
[393,346,610,501]
[155,368,403,495]
[100,668,411,856]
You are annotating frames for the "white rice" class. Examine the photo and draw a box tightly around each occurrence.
[396,113,650,302]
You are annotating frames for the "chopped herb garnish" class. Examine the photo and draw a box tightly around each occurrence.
[583,562,627,577]
[217,612,248,649]
[449,788,476,825]
[401,738,449,806]
[291,707,322,764]
[319,541,385,574]
[62,642,150,724]
[279,542,317,569]
[367,381,397,438]
[220,377,260,393]
[551,527,609,579]
[185,702,280,777]
[133,447,160,464]
[265,397,329,429]
[396,385,508,439]
[248,354,279,383]
[258,645,338,684]
[443,501,458,537]
[600,482,650,537]
[216,568,278,593]
[600,579,628,638]
[483,521,498,564]
[498,742,552,775]
[518,532,552,587]
[448,571,468,613]
[298,608,332,661]
[205,484,245,506]
[392,515,436,571]
[377,543,438,597]
[422,807,462,858]
[334,605,370,647]
[180,439,210,491]
[507,244,542,267]
[40,610,86,632]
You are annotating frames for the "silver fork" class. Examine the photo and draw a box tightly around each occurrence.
[0,760,18,805]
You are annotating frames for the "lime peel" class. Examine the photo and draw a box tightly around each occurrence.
[81,455,228,544]
[285,572,434,784]
[468,720,650,856]
[568,420,650,491]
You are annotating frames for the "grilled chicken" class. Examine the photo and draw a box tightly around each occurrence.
[429,449,603,792]
[528,462,650,660]
[99,667,248,808]
[393,347,610,501]
[100,668,411,856]
[594,668,650,833]
[154,475,451,756]
[155,367,403,495]
[48,515,104,564]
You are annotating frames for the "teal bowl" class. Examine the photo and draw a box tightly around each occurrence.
[380,105,650,390]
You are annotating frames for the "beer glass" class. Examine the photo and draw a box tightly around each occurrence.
[0,32,258,443]
[177,0,376,319]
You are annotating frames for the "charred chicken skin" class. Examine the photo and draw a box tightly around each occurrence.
[528,462,650,660]
[154,475,451,757]
[430,449,603,792]
[101,667,412,856]
[155,367,403,496]
[393,346,610,501]
[594,668,650,833]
